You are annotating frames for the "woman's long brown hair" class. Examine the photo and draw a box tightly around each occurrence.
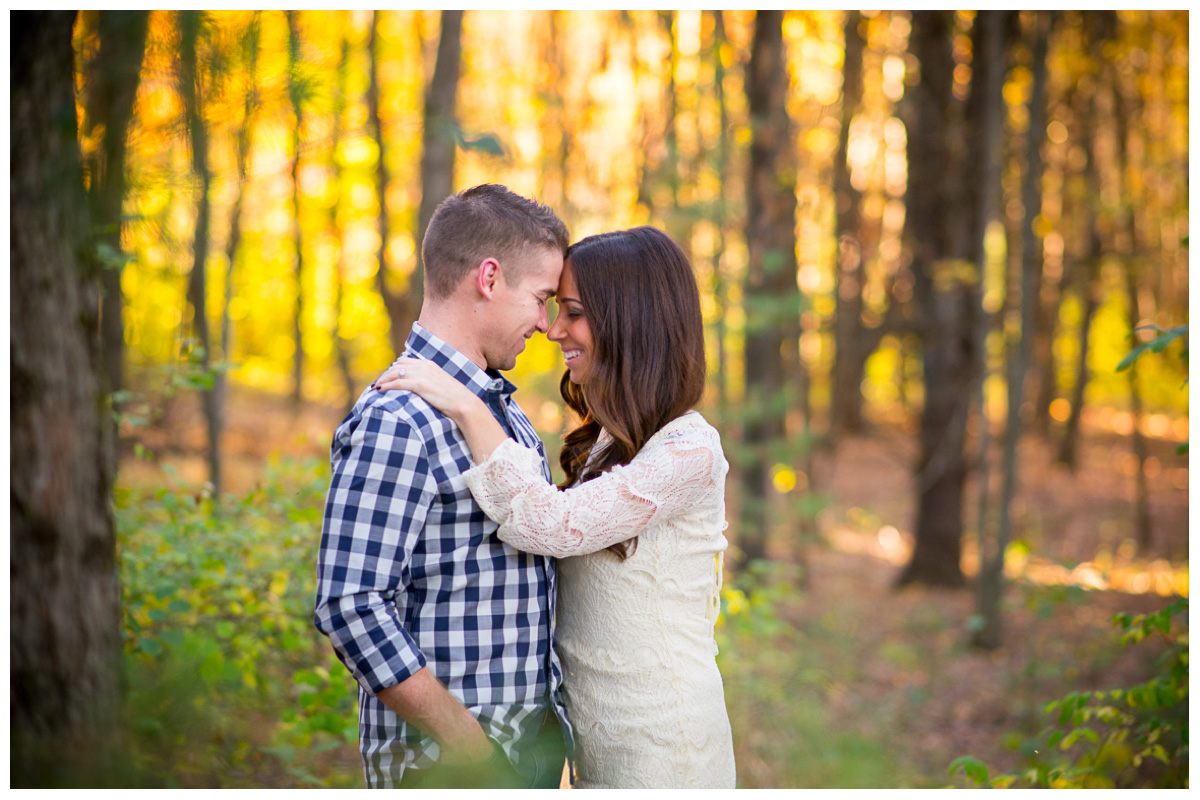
[557,226,707,560]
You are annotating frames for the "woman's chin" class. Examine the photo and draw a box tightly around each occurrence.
[564,365,584,385]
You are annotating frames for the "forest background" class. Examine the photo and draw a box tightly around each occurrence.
[10,9,1189,789]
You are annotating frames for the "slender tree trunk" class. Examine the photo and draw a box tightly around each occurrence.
[830,10,867,438]
[370,11,462,354]
[413,9,464,329]
[367,11,404,356]
[1112,78,1153,550]
[287,10,306,408]
[1057,64,1105,470]
[85,11,149,401]
[331,33,358,412]
[538,11,571,218]
[180,10,221,496]
[660,10,681,215]
[970,10,1016,645]
[11,11,122,784]
[739,10,798,567]
[970,9,1008,544]
[217,12,260,454]
[708,9,731,420]
[974,10,1051,648]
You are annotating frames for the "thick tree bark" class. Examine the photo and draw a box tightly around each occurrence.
[830,10,867,438]
[288,10,306,408]
[896,10,976,589]
[974,10,1051,648]
[11,10,122,782]
[739,10,799,567]
[180,10,222,496]
[84,11,149,400]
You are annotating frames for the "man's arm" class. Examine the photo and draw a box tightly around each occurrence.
[314,406,490,763]
[376,668,492,763]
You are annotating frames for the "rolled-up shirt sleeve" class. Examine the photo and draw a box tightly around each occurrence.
[314,407,436,695]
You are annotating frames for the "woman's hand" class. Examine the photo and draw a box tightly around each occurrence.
[373,357,480,422]
[373,357,509,464]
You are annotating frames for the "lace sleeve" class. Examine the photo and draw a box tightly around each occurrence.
[462,428,720,558]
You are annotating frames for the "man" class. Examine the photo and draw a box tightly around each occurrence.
[314,184,572,789]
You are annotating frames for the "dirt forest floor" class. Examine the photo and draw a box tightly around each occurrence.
[119,385,1189,788]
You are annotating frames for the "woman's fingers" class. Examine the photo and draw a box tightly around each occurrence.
[372,358,422,391]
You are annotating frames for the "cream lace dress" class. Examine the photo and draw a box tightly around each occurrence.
[462,410,736,789]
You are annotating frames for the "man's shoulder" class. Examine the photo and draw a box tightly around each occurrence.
[339,389,458,446]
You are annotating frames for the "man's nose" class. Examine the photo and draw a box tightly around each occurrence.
[536,304,550,334]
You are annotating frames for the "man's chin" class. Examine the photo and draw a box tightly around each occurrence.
[489,355,518,372]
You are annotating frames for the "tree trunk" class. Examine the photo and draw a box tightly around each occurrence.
[537,10,571,217]
[11,11,122,783]
[413,9,464,329]
[739,10,798,567]
[217,13,261,432]
[1111,73,1153,550]
[180,10,221,496]
[969,6,1008,556]
[287,10,306,408]
[708,9,731,420]
[1057,49,1105,470]
[370,11,462,355]
[896,10,976,589]
[830,10,867,438]
[331,32,358,413]
[366,11,403,355]
[973,10,1051,648]
[84,11,149,401]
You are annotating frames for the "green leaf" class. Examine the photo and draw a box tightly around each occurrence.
[293,669,323,687]
[1116,343,1151,372]
[949,756,990,785]
[138,637,163,656]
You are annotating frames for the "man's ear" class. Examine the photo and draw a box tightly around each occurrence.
[475,258,501,300]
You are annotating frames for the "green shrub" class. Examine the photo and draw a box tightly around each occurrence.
[116,457,361,787]
[951,598,1188,788]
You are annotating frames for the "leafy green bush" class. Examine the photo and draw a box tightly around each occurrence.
[951,598,1188,788]
[116,457,361,787]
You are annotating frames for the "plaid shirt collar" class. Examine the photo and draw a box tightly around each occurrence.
[403,322,518,399]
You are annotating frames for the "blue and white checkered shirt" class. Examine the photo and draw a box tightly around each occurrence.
[314,323,571,788]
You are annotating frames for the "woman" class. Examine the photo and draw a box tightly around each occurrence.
[375,226,736,789]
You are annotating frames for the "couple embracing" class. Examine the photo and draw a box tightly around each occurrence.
[314,184,736,789]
